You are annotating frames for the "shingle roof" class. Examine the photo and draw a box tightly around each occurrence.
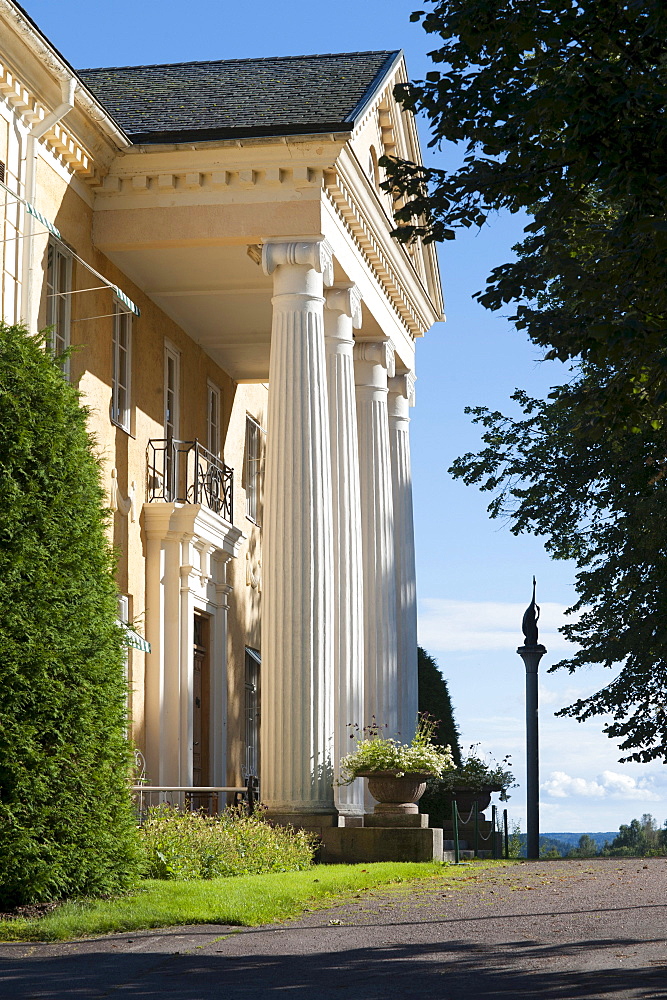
[77,51,401,145]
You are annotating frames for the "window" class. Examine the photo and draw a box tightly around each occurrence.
[245,415,264,523]
[46,241,72,374]
[164,342,180,441]
[1,151,22,325]
[207,381,221,457]
[112,302,132,431]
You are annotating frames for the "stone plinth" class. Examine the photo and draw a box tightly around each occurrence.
[319,826,443,864]
[364,813,429,829]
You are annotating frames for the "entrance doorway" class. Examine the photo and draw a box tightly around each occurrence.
[193,612,210,787]
[244,647,260,781]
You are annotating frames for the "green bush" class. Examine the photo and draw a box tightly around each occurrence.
[0,324,142,906]
[139,806,316,879]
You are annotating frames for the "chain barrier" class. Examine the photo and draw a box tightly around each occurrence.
[458,804,477,826]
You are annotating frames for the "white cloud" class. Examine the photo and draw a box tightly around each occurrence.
[418,598,578,653]
[542,769,662,802]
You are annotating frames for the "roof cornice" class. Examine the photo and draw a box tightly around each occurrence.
[0,0,130,149]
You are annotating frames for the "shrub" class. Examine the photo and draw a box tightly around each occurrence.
[0,324,142,906]
[139,806,316,879]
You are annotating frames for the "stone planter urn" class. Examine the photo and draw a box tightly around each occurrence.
[357,771,431,816]
[444,784,502,819]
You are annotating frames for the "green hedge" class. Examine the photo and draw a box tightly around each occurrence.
[0,324,142,906]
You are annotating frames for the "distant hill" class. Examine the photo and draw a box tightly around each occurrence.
[542,832,617,849]
[516,832,617,857]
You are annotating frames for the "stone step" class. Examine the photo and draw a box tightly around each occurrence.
[443,850,475,863]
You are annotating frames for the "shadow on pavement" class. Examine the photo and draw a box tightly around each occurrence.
[1,934,666,999]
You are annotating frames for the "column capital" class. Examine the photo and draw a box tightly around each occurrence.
[354,338,395,377]
[324,283,363,328]
[262,239,334,286]
[388,371,416,407]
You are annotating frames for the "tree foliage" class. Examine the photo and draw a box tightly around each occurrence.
[602,813,667,856]
[383,1,667,416]
[0,324,142,906]
[417,646,462,764]
[451,371,667,761]
[384,1,667,761]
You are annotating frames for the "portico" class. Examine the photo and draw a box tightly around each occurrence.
[79,49,444,820]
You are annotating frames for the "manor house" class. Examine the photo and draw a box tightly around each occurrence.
[0,0,443,826]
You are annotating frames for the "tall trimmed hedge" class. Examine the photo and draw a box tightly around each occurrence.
[417,646,461,765]
[0,324,142,906]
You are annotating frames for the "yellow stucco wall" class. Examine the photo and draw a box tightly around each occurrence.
[30,144,265,772]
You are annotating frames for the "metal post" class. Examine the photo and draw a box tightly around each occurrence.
[503,808,509,859]
[517,578,547,861]
[491,804,498,859]
[473,800,479,857]
[452,799,460,864]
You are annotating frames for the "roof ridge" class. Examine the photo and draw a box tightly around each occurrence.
[78,49,400,75]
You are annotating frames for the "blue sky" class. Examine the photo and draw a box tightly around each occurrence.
[21,0,667,834]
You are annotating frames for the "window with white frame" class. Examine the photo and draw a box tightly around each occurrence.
[207,381,221,457]
[164,342,180,442]
[46,240,72,374]
[0,146,23,326]
[245,415,264,523]
[111,302,132,431]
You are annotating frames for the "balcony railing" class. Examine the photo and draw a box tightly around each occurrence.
[147,438,233,521]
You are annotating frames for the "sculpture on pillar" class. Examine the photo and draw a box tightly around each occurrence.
[521,576,540,646]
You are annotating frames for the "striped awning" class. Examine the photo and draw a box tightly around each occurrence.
[0,177,140,317]
[119,623,151,653]
[26,200,61,239]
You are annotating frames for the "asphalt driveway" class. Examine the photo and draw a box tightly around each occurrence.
[1,858,666,999]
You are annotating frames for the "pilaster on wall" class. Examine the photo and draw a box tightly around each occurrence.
[261,238,337,816]
[354,337,400,739]
[324,283,365,816]
[388,372,418,742]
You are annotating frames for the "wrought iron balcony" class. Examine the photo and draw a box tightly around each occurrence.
[147,438,233,521]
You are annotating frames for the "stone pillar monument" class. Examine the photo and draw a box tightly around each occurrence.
[388,371,418,742]
[324,284,365,818]
[261,239,336,821]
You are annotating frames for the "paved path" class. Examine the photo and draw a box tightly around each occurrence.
[1,858,667,999]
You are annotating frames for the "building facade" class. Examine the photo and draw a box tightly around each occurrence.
[0,0,443,823]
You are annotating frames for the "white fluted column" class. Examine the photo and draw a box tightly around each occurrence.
[388,372,418,742]
[324,284,365,817]
[261,239,336,817]
[354,338,399,739]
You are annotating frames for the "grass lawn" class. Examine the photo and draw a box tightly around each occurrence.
[0,860,512,942]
